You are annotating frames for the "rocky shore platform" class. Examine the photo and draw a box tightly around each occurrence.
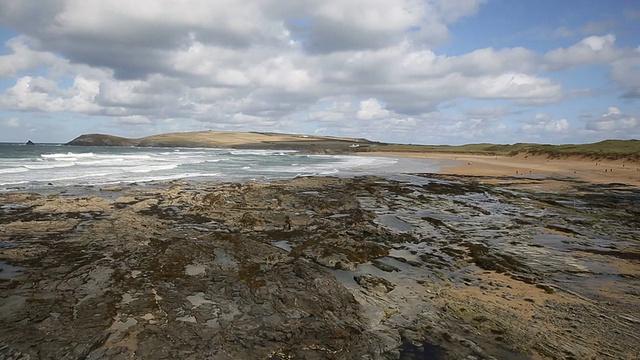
[1,175,639,359]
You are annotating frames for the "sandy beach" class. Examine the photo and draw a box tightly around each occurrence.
[364,151,640,188]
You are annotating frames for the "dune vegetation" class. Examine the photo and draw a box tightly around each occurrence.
[359,139,640,161]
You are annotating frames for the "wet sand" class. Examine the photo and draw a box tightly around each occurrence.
[364,151,640,188]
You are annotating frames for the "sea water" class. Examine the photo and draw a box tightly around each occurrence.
[0,143,443,192]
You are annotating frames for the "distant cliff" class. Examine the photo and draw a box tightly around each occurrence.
[66,134,138,146]
[66,131,377,153]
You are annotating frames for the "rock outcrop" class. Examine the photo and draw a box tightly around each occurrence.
[1,175,639,359]
[65,133,137,146]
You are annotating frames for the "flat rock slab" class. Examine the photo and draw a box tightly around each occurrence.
[0,175,638,359]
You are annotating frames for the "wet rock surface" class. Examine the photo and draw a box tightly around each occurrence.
[0,175,639,359]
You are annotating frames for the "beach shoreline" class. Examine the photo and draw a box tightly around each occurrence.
[361,151,640,188]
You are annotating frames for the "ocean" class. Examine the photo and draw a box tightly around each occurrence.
[0,143,443,192]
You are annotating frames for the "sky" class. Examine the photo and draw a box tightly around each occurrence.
[0,0,639,145]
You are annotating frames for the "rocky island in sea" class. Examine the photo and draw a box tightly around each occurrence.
[1,132,639,359]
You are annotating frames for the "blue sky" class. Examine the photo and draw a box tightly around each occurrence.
[0,0,638,144]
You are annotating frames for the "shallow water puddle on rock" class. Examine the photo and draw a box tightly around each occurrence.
[186,292,213,309]
[377,214,414,232]
[271,240,292,251]
[0,295,26,317]
[0,242,21,247]
[329,257,435,293]
[0,260,25,280]
[121,293,137,305]
[531,233,580,251]
[185,263,206,276]
[399,341,447,360]
[176,315,197,323]
[211,248,238,269]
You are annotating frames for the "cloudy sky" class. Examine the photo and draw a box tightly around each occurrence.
[0,0,639,144]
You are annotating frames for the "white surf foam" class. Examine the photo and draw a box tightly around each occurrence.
[41,152,96,160]
[23,163,76,170]
[229,149,297,156]
[127,172,222,183]
[128,164,179,173]
[1,145,441,192]
[0,167,29,174]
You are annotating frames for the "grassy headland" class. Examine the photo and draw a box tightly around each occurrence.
[66,131,640,162]
[66,131,377,153]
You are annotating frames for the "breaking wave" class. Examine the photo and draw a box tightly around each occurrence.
[0,144,440,192]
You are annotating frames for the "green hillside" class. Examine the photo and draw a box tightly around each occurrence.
[359,139,640,161]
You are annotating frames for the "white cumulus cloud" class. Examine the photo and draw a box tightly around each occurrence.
[4,117,22,128]
[583,107,638,133]
[357,98,390,120]
[0,1,637,144]
[522,113,571,134]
